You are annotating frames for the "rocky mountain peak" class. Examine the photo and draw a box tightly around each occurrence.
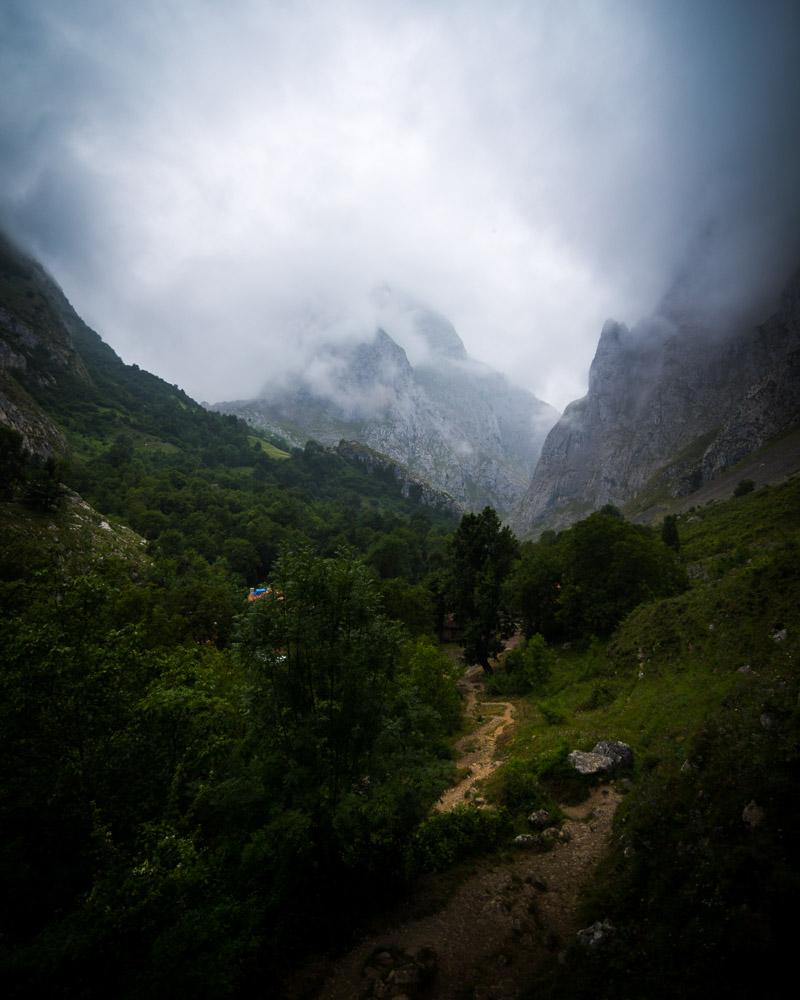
[216,301,557,515]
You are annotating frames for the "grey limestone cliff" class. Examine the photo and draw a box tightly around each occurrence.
[514,270,800,536]
[0,235,91,456]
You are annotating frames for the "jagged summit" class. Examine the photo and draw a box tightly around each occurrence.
[215,295,557,515]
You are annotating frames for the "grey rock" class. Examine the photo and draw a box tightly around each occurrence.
[771,628,788,643]
[576,918,615,949]
[527,809,553,829]
[513,833,540,849]
[568,750,615,776]
[592,740,634,768]
[742,801,765,828]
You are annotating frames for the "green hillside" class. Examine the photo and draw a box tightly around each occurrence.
[476,477,800,998]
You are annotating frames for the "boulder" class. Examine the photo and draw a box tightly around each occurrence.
[568,740,633,776]
[362,946,437,998]
[742,801,765,829]
[576,918,615,949]
[568,750,615,776]
[592,740,634,768]
[527,808,553,829]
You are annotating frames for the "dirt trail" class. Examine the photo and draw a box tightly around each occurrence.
[316,784,621,1000]
[308,642,623,1000]
[435,664,514,812]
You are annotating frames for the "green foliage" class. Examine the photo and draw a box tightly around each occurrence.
[448,506,518,671]
[236,549,406,812]
[733,477,756,496]
[508,634,553,689]
[493,758,551,814]
[507,508,687,643]
[399,636,463,734]
[660,512,680,551]
[406,805,510,873]
[505,536,562,639]
[528,489,800,1000]
[486,634,555,696]
[379,576,436,636]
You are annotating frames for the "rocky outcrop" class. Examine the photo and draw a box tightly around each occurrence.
[215,298,557,515]
[514,269,800,536]
[0,235,92,456]
[335,439,462,515]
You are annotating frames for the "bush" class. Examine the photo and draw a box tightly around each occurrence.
[536,745,590,804]
[733,478,756,497]
[406,805,510,873]
[398,637,463,733]
[505,634,553,689]
[538,701,567,726]
[495,759,550,813]
[577,682,617,712]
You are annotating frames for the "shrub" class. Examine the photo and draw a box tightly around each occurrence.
[505,634,553,689]
[406,805,510,873]
[497,758,551,813]
[536,745,590,804]
[733,478,755,497]
[538,701,568,726]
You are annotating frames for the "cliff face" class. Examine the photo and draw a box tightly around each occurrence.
[514,271,800,536]
[216,302,557,515]
[334,440,462,515]
[0,235,91,455]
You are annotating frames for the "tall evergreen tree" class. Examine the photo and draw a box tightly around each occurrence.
[448,507,518,673]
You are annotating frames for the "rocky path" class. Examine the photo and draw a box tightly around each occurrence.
[308,643,623,1000]
[435,664,515,812]
[316,785,621,1000]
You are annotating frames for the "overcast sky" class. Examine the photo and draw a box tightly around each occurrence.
[1,0,799,411]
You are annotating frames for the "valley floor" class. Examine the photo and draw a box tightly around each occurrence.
[291,643,623,1000]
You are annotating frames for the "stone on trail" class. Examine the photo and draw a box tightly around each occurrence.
[527,808,553,829]
[576,918,615,949]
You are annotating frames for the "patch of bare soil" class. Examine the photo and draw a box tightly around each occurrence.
[315,784,621,1000]
[308,641,623,1000]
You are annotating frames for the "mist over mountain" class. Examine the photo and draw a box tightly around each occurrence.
[215,292,557,514]
[514,262,800,536]
[1,1,799,412]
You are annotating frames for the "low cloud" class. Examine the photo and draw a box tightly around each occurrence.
[1,0,798,412]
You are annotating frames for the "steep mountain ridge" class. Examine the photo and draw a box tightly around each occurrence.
[514,269,800,535]
[215,299,557,515]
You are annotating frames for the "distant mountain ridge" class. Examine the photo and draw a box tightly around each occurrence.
[214,296,557,515]
[513,268,800,536]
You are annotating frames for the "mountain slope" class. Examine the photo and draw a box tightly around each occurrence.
[514,269,800,535]
[214,297,557,515]
[0,232,460,589]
